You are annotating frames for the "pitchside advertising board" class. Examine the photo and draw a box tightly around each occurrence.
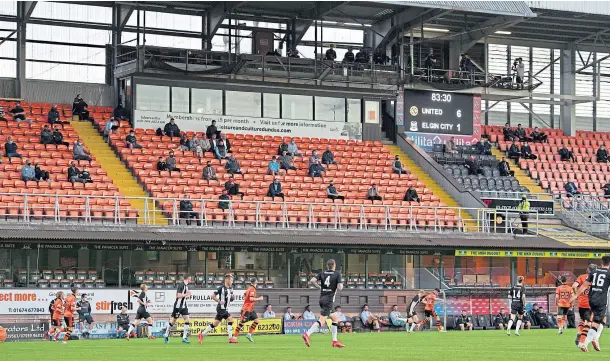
[403,90,481,150]
[0,289,246,315]
[133,110,363,140]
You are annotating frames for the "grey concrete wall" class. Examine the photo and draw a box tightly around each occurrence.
[0,77,115,106]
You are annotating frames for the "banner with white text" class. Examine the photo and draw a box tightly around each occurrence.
[133,110,362,140]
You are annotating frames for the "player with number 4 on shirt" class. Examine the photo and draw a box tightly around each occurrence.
[572,255,610,352]
[302,259,345,348]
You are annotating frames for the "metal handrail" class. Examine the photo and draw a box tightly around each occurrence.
[0,192,539,234]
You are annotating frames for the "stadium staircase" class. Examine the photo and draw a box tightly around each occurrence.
[383,144,476,231]
[70,121,164,225]
[488,146,546,194]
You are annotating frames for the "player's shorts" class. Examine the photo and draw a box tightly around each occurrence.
[424,309,437,318]
[136,308,151,320]
[319,297,334,317]
[215,309,231,321]
[510,302,525,315]
[590,303,607,324]
[579,307,591,321]
[79,314,94,324]
[172,307,189,319]
[51,318,61,327]
[118,323,129,330]
[240,310,258,322]
[64,316,74,327]
[557,307,570,316]
[407,312,416,319]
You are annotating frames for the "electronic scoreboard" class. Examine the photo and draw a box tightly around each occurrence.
[404,90,474,136]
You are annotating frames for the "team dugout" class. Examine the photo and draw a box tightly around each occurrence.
[0,245,596,289]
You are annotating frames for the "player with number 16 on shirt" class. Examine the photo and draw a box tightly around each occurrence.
[302,259,345,348]
[572,255,610,352]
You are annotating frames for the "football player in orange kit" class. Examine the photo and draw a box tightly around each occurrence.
[233,278,264,342]
[418,289,443,331]
[49,291,64,341]
[573,264,597,346]
[555,276,574,335]
[61,287,79,343]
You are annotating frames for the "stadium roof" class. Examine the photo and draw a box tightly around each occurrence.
[0,224,607,252]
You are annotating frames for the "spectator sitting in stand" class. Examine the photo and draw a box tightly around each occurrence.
[113,103,127,122]
[267,156,280,176]
[514,124,532,142]
[218,190,231,210]
[200,134,212,155]
[9,101,30,123]
[287,138,302,157]
[343,47,355,63]
[125,130,142,149]
[47,105,67,126]
[263,304,275,319]
[267,177,284,200]
[494,308,509,330]
[534,307,551,329]
[72,94,89,121]
[302,305,316,320]
[602,182,610,199]
[522,312,532,330]
[67,161,80,182]
[335,306,352,333]
[309,159,326,178]
[360,304,380,332]
[508,140,521,161]
[202,161,217,181]
[389,305,409,330]
[206,120,219,139]
[34,163,50,182]
[456,310,473,331]
[179,194,199,226]
[279,151,297,172]
[220,133,231,153]
[156,156,168,171]
[325,46,337,61]
[217,137,228,159]
[520,141,537,160]
[476,140,492,155]
[530,127,548,143]
[210,134,223,160]
[309,150,320,167]
[559,146,576,162]
[73,140,92,162]
[498,157,514,177]
[502,123,515,141]
[5,136,22,159]
[527,304,540,328]
[78,166,93,183]
[225,176,244,198]
[403,186,420,202]
[166,151,180,172]
[367,184,382,202]
[0,105,5,121]
[53,127,70,147]
[40,125,55,148]
[283,307,296,321]
[322,146,338,165]
[190,134,204,160]
[392,155,409,175]
[597,145,609,163]
[465,155,483,176]
[445,137,458,154]
[564,180,581,197]
[224,155,242,175]
[327,181,345,202]
[177,133,190,151]
[21,160,36,182]
[164,118,180,138]
[278,140,289,155]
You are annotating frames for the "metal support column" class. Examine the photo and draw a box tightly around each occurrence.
[550,49,555,128]
[560,49,576,136]
[15,2,27,98]
[593,52,598,131]
[528,46,533,127]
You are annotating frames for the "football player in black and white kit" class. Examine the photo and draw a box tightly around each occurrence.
[164,275,193,344]
[126,284,155,340]
[507,276,526,336]
[572,255,610,352]
[406,290,425,333]
[302,259,344,348]
[198,273,238,344]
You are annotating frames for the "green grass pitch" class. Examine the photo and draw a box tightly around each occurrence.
[3,330,607,360]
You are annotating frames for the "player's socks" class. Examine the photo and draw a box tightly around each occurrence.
[585,326,598,346]
[595,323,604,341]
[183,322,190,339]
[234,322,244,337]
[506,320,514,334]
[580,325,590,344]
[248,321,258,335]
[331,323,339,342]
[515,320,522,334]
[165,322,173,338]
[126,324,135,338]
[63,328,72,342]
[202,324,213,336]
[227,322,234,340]
[306,321,321,337]
[409,322,417,332]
